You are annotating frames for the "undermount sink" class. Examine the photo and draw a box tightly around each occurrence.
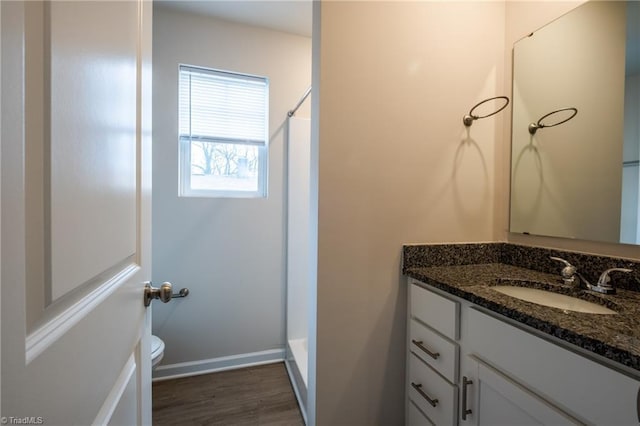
[492,285,617,315]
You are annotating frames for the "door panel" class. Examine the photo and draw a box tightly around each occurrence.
[1,1,152,424]
[472,358,579,426]
[49,1,138,302]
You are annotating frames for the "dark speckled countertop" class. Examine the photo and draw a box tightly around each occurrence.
[403,243,640,374]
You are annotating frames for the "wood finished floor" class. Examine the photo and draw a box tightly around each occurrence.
[152,362,304,426]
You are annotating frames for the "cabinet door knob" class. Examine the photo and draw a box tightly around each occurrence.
[462,376,473,421]
[411,339,440,360]
[411,382,439,407]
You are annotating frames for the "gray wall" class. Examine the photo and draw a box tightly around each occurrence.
[152,6,311,371]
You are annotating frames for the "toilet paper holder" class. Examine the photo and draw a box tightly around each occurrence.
[172,288,190,298]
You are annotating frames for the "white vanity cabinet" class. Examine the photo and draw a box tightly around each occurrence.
[407,278,640,425]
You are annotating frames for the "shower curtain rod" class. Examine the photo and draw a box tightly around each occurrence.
[288,86,312,117]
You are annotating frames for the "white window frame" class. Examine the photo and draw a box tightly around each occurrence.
[178,65,269,198]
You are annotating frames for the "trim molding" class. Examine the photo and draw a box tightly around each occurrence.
[93,354,136,426]
[26,263,139,364]
[285,359,308,425]
[152,348,285,382]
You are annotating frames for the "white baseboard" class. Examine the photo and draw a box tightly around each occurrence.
[152,348,285,382]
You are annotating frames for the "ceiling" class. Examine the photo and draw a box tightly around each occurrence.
[157,0,313,38]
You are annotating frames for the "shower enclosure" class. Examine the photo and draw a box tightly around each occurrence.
[285,89,311,423]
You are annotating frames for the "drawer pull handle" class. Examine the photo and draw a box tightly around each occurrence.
[636,385,640,422]
[411,382,439,407]
[411,339,440,359]
[462,376,473,421]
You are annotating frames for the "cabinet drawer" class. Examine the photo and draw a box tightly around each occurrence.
[408,353,457,426]
[410,282,459,340]
[407,400,434,426]
[409,319,458,383]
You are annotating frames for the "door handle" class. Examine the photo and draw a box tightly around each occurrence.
[411,339,440,359]
[411,382,438,407]
[144,282,173,307]
[637,385,640,422]
[462,376,473,421]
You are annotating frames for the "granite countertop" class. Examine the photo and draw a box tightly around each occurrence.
[405,263,640,373]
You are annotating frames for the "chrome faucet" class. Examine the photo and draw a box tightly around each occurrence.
[550,256,632,294]
[550,257,577,286]
[591,268,632,294]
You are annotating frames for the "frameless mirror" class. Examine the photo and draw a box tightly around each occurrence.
[510,1,640,245]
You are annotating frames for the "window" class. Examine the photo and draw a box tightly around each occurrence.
[179,65,269,197]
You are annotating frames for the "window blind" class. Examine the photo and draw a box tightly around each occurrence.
[179,65,268,145]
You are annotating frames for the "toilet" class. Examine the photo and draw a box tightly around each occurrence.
[151,335,165,369]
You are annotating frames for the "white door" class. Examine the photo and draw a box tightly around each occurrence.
[1,1,153,425]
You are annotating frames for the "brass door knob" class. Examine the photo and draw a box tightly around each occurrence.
[144,282,173,307]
